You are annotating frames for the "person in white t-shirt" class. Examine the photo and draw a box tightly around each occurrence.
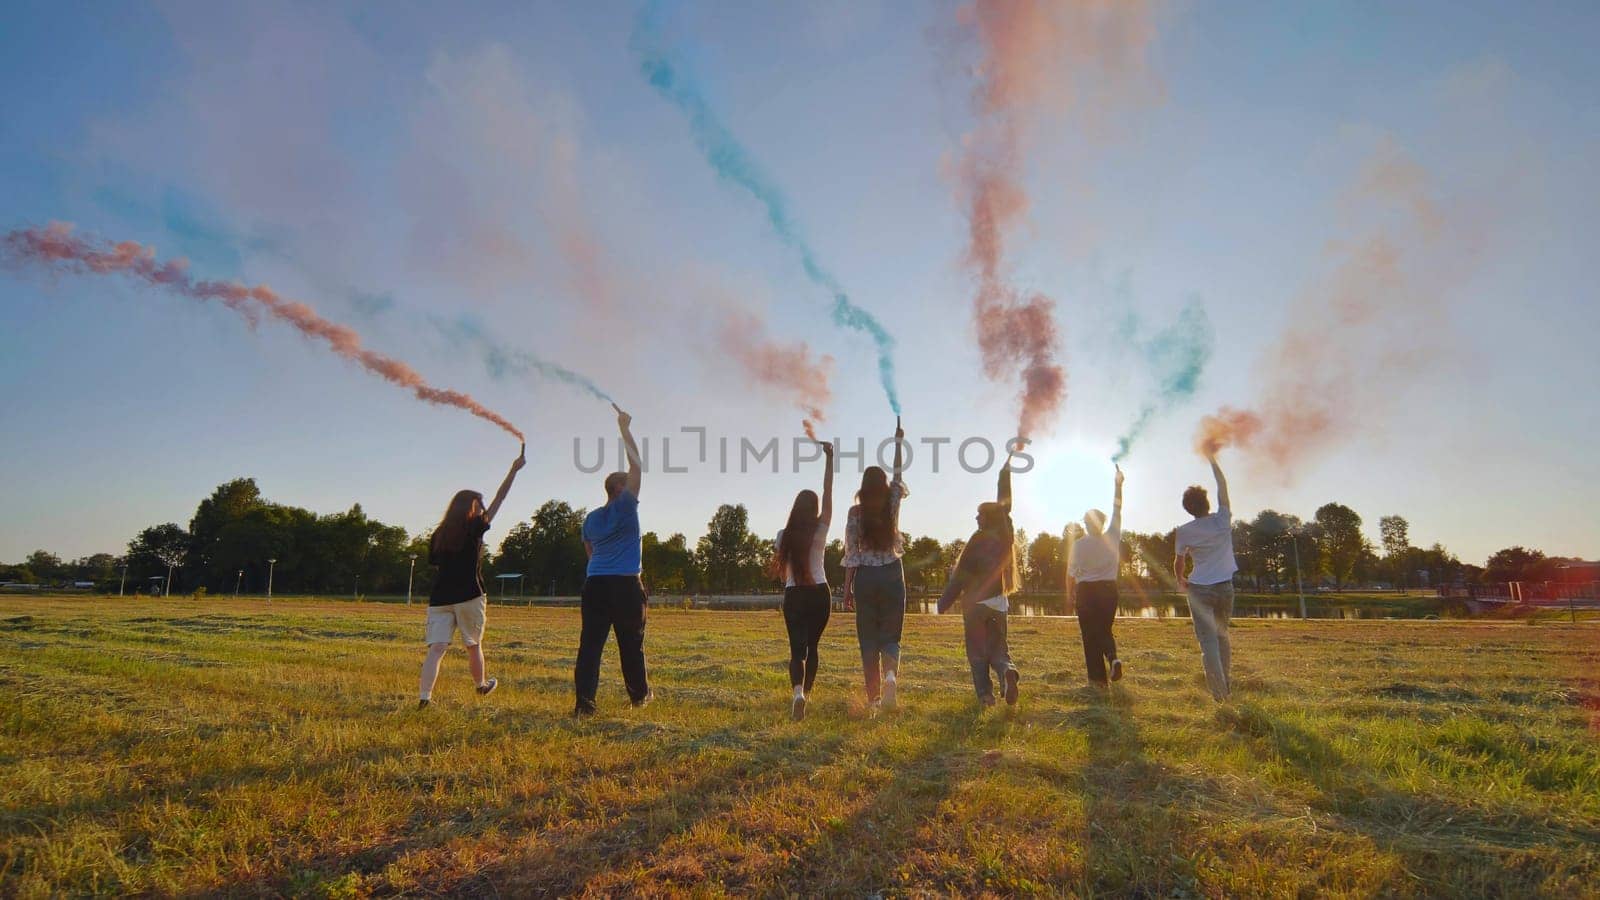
[1172,452,1238,701]
[770,440,834,721]
[1067,464,1124,687]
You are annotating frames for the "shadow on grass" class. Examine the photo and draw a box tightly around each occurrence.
[1221,701,1600,893]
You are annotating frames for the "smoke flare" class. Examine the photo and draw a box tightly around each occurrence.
[952,0,1156,437]
[4,223,524,440]
[1112,298,1214,462]
[632,0,900,414]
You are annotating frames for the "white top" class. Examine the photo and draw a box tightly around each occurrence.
[775,511,831,588]
[979,594,1009,613]
[1175,506,1237,586]
[1067,507,1122,583]
[843,480,908,568]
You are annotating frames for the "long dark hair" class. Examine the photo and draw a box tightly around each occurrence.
[957,501,1019,596]
[431,490,485,555]
[771,489,820,585]
[856,466,896,552]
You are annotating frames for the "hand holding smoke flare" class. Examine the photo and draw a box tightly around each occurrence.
[3,223,525,441]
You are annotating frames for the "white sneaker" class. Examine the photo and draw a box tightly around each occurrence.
[791,693,807,721]
[881,673,898,711]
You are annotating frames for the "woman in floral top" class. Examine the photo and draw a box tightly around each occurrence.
[843,418,910,713]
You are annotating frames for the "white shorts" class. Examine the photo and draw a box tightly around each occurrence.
[425,596,487,646]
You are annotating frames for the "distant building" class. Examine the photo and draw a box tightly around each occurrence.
[1555,561,1599,584]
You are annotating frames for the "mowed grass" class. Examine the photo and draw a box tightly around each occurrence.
[1,598,1597,898]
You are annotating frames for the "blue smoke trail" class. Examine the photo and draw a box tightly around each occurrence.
[1112,298,1214,462]
[433,313,614,403]
[632,0,900,413]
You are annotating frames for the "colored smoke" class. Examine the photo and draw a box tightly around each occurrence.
[717,309,835,429]
[3,223,525,440]
[1112,298,1213,462]
[1192,141,1463,473]
[952,0,1156,437]
[632,0,900,414]
[434,313,614,403]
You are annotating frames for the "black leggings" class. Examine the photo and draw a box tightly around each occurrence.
[782,584,831,691]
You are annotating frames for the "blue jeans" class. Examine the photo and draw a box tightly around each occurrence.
[963,603,1016,700]
[853,560,905,701]
[1187,581,1234,700]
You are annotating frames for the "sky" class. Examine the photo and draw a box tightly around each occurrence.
[2,0,1597,567]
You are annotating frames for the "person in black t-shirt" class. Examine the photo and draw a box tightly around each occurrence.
[418,443,525,708]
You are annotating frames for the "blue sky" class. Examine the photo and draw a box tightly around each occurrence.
[2,0,1597,566]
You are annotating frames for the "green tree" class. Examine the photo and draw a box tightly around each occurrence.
[188,478,265,588]
[1379,515,1412,588]
[496,500,589,596]
[642,532,697,594]
[24,550,65,583]
[127,524,190,594]
[902,536,945,594]
[1313,503,1368,590]
[697,504,765,592]
[1025,532,1064,593]
[1483,546,1554,585]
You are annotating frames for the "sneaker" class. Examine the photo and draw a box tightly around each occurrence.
[417,698,431,709]
[631,690,654,708]
[791,693,807,721]
[1003,669,1020,706]
[476,677,498,696]
[1110,659,1124,682]
[881,674,898,711]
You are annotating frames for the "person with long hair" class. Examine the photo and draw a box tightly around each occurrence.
[842,417,909,713]
[937,450,1022,707]
[417,443,525,708]
[574,403,650,716]
[1068,465,1125,687]
[1173,451,1237,702]
[770,439,835,721]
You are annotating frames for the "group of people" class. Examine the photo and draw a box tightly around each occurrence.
[417,405,1241,716]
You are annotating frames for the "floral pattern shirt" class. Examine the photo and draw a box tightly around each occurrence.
[843,479,908,567]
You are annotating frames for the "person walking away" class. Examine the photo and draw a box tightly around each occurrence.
[1173,452,1238,702]
[842,417,910,713]
[937,451,1022,707]
[574,404,650,715]
[771,440,835,720]
[418,444,524,708]
[1069,465,1126,687]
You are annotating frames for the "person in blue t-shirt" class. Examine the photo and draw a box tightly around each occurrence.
[574,403,650,715]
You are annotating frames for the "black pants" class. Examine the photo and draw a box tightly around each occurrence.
[575,575,649,711]
[782,584,831,691]
[1075,579,1119,684]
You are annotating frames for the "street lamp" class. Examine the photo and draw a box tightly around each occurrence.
[119,561,128,598]
[234,569,243,599]
[267,558,277,602]
[407,554,418,605]
[1287,527,1307,619]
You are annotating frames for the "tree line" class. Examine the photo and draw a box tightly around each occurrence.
[0,478,1581,597]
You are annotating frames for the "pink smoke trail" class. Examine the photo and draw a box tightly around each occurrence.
[717,309,834,437]
[4,223,525,441]
[954,0,1157,438]
[1193,142,1460,474]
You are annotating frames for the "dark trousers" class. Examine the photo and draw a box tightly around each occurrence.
[574,575,649,710]
[782,584,831,691]
[1075,579,1120,684]
[963,602,1016,700]
[853,560,905,701]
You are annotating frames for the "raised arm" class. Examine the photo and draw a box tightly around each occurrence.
[819,441,835,524]
[891,416,905,483]
[1209,454,1229,511]
[997,455,1013,511]
[1110,464,1124,534]
[483,443,526,525]
[615,403,642,497]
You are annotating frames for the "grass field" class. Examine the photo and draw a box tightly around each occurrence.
[2,597,1597,897]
